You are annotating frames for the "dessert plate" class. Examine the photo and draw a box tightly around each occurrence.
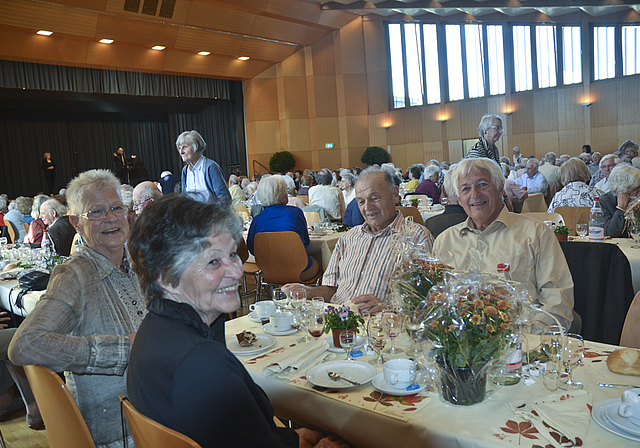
[306,360,376,389]
[262,323,297,336]
[604,400,640,437]
[592,398,640,442]
[227,334,276,356]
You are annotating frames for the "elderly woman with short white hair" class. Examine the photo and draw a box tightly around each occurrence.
[247,175,319,282]
[600,165,640,237]
[547,158,601,212]
[339,172,357,205]
[415,165,441,204]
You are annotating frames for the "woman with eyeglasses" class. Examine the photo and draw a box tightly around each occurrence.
[9,169,146,448]
[466,114,504,162]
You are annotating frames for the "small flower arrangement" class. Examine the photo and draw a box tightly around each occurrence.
[410,198,420,207]
[324,305,365,333]
[552,224,570,235]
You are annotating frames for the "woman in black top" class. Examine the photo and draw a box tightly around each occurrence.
[41,152,55,195]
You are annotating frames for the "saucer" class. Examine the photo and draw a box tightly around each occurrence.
[262,323,297,336]
[371,373,427,396]
[604,400,640,437]
[226,334,276,356]
[592,398,640,442]
[247,312,263,323]
[324,336,365,353]
[306,360,376,389]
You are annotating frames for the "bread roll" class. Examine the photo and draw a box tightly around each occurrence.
[607,348,640,376]
[2,263,17,272]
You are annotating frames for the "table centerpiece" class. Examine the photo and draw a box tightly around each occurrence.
[324,305,365,348]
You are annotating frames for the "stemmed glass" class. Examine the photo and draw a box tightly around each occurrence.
[382,311,403,355]
[402,310,422,358]
[306,309,326,341]
[366,315,387,366]
[294,302,313,343]
[560,333,584,390]
[576,223,588,240]
[272,289,289,312]
[629,221,640,248]
[541,324,564,391]
[310,297,325,313]
[340,329,357,361]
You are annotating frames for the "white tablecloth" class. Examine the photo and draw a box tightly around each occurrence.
[0,279,44,317]
[226,315,640,448]
[608,238,640,294]
[419,208,445,223]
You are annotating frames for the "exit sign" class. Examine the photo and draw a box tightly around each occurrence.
[325,143,334,149]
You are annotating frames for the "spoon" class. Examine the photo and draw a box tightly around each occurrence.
[327,371,360,386]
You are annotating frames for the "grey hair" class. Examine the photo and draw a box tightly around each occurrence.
[526,158,540,169]
[499,156,511,166]
[240,178,250,189]
[15,197,33,215]
[175,130,207,154]
[478,114,502,138]
[0,196,6,211]
[341,172,356,188]
[282,174,296,195]
[380,164,402,187]
[428,159,440,167]
[358,167,396,190]
[257,175,288,206]
[423,165,440,180]
[7,200,17,211]
[450,158,504,197]
[42,199,67,219]
[560,158,590,186]
[499,163,511,179]
[247,181,258,192]
[134,182,162,202]
[544,152,557,165]
[160,170,173,178]
[443,169,459,203]
[67,169,123,215]
[31,194,50,219]
[618,139,639,156]
[600,154,621,167]
[228,174,239,185]
[609,165,640,194]
[315,169,332,186]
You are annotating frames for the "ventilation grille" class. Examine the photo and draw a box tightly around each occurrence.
[123,0,175,19]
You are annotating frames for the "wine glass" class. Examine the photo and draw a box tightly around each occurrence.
[306,310,326,341]
[272,289,289,311]
[366,315,387,366]
[382,311,403,355]
[630,221,640,248]
[560,333,584,390]
[402,310,422,358]
[310,297,325,313]
[541,324,564,391]
[576,223,588,239]
[340,329,357,361]
[294,302,313,343]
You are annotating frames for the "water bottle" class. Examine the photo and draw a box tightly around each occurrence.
[41,229,54,267]
[589,197,604,242]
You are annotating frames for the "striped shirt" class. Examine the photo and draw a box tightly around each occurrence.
[323,212,433,304]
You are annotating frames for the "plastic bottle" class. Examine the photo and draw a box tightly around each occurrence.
[589,196,604,242]
[41,229,54,268]
[492,263,522,386]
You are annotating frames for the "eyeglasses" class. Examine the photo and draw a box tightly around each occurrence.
[132,197,153,210]
[79,205,128,221]
[489,125,505,132]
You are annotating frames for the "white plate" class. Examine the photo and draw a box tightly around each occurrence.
[604,400,640,437]
[592,398,640,442]
[227,334,276,356]
[324,336,365,353]
[306,360,376,389]
[262,323,298,336]
[247,312,263,323]
[371,373,427,396]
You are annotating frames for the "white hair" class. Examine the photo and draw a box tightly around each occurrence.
[66,169,122,215]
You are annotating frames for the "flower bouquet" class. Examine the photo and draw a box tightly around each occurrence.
[324,305,365,348]
[390,257,452,312]
[418,271,520,405]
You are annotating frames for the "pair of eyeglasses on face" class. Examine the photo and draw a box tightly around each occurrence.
[132,197,153,210]
[78,205,129,221]
[489,125,505,132]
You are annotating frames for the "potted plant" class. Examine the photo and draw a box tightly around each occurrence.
[553,224,570,241]
[410,198,420,208]
[324,305,364,348]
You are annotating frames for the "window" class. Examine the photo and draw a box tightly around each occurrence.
[622,25,640,76]
[513,26,533,91]
[594,26,616,80]
[562,26,582,84]
[423,24,441,104]
[404,24,424,106]
[536,25,557,88]
[465,24,485,98]
[388,24,406,108]
[445,24,464,101]
[487,25,505,95]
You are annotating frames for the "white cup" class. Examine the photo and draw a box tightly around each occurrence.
[250,301,276,319]
[383,359,417,389]
[269,311,293,332]
[619,388,640,426]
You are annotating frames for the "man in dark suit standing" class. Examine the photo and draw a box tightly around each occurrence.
[112,147,136,185]
[40,199,76,256]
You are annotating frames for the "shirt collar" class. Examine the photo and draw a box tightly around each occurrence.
[81,245,134,280]
[361,210,404,237]
[458,205,512,235]
[147,297,223,342]
[187,154,206,172]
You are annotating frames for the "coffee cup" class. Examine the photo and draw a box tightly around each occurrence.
[619,388,640,426]
[269,311,293,332]
[250,301,276,319]
[383,359,417,389]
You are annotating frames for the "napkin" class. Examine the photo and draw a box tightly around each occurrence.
[262,339,329,379]
[506,390,592,447]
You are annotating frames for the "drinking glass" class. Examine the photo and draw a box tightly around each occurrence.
[272,289,289,311]
[291,289,307,302]
[441,196,449,206]
[402,310,422,358]
[366,315,387,366]
[541,324,564,391]
[306,310,326,341]
[630,221,640,249]
[311,297,325,313]
[560,333,584,390]
[340,329,357,361]
[576,223,588,239]
[294,302,313,343]
[382,311,403,355]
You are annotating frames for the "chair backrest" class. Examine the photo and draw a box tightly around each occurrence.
[237,238,249,264]
[303,211,321,227]
[555,206,591,236]
[23,365,96,448]
[396,207,424,225]
[70,233,80,254]
[5,222,15,244]
[521,212,564,226]
[254,232,308,284]
[620,290,640,349]
[233,205,249,219]
[297,194,309,204]
[520,192,547,212]
[119,395,201,448]
[23,222,29,233]
[302,205,328,222]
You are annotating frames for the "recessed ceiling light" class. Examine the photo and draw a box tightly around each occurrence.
[37,30,53,36]
[152,46,165,50]
[198,51,210,56]
[238,56,250,61]
[99,39,114,44]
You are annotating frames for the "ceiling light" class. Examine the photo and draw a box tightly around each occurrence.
[238,56,250,61]
[198,51,210,56]
[37,30,52,36]
[99,39,114,44]
[152,46,166,51]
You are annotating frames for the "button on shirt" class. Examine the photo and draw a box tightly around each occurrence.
[185,156,212,202]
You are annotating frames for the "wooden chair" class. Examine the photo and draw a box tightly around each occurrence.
[396,206,424,225]
[621,290,640,349]
[119,395,201,448]
[520,192,547,212]
[233,205,249,219]
[237,238,260,309]
[70,233,81,254]
[23,365,96,448]
[521,212,565,226]
[254,231,322,298]
[5,222,15,244]
[297,194,309,204]
[555,206,591,236]
[303,211,321,228]
[23,222,29,234]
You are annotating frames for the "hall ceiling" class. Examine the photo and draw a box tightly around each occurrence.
[0,0,639,81]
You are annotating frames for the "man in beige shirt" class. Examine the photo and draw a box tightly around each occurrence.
[432,158,574,333]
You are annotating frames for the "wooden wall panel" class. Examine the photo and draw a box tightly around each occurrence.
[510,133,536,156]
[390,145,407,169]
[590,126,619,155]
[368,114,387,148]
[425,141,446,164]
[448,140,464,163]
[317,148,342,168]
[278,118,288,150]
[265,0,321,24]
[590,82,618,127]
[617,77,640,125]
[164,52,229,76]
[363,18,386,74]
[511,92,535,135]
[0,0,97,37]
[186,3,255,36]
[281,49,306,77]
[534,131,559,159]
[402,109,424,144]
[337,18,366,75]
[312,75,339,117]
[245,121,257,156]
[444,103,462,140]
[238,38,297,62]
[533,90,558,133]
[96,15,178,47]
[254,64,277,79]
[618,125,640,147]
[345,115,370,147]
[315,117,341,150]
[460,99,491,140]
[405,143,424,167]
[335,74,346,117]
[292,150,314,171]
[254,120,281,154]
[421,107,444,142]
[252,15,309,44]
[557,86,584,130]
[311,33,336,76]
[285,119,311,151]
[367,70,388,115]
[558,129,585,156]
[348,148,365,167]
[342,74,369,116]
[174,28,241,54]
[282,76,309,119]
[386,109,408,145]
[246,78,279,122]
